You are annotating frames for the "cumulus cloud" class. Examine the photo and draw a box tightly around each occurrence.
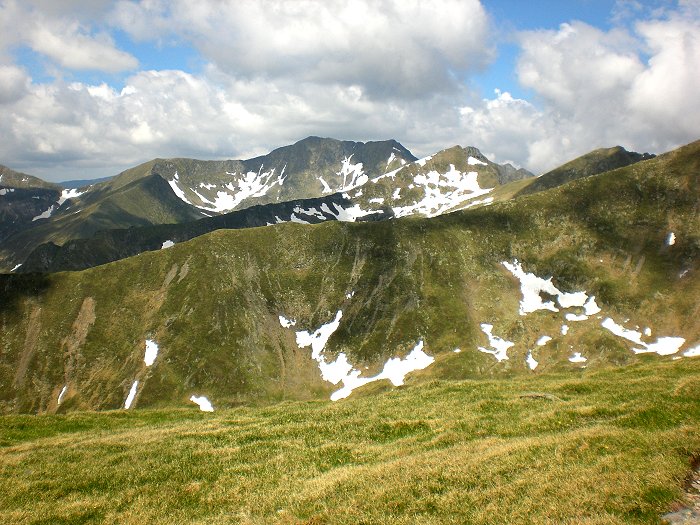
[0,65,29,104]
[28,22,137,72]
[498,7,700,172]
[628,14,700,141]
[0,0,137,72]
[110,0,494,99]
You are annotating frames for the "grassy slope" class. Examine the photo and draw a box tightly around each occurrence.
[1,358,699,524]
[0,141,698,414]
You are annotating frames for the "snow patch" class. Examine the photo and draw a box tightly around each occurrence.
[601,318,644,345]
[502,261,602,322]
[453,348,461,353]
[683,344,700,358]
[667,232,676,246]
[329,340,434,401]
[32,205,55,221]
[561,325,569,335]
[320,202,377,222]
[161,240,174,249]
[169,167,286,213]
[190,395,214,412]
[289,213,311,224]
[536,336,552,346]
[502,260,560,315]
[569,352,587,363]
[0,188,15,195]
[296,311,343,360]
[633,337,686,356]
[336,156,368,193]
[278,315,296,328]
[583,296,602,316]
[478,323,514,362]
[10,263,22,272]
[57,385,68,405]
[392,165,493,218]
[526,351,539,370]
[144,340,159,366]
[124,381,138,409]
[602,317,685,356]
[294,206,325,220]
[557,291,588,308]
[369,197,385,204]
[291,312,434,400]
[58,188,85,206]
[415,155,433,167]
[468,156,487,166]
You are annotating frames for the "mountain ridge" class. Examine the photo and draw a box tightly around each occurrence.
[516,145,655,197]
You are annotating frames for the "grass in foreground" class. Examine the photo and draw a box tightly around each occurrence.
[1,358,699,525]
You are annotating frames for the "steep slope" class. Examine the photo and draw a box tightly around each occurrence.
[516,145,655,197]
[0,166,65,265]
[353,145,521,217]
[159,137,417,213]
[0,140,697,414]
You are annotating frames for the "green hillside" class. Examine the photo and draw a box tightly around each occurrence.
[0,140,697,414]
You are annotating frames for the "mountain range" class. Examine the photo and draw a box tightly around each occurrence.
[1,137,534,272]
[2,135,696,415]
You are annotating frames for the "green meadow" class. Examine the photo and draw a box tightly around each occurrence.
[2,357,699,524]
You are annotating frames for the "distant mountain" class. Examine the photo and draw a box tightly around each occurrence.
[17,144,534,272]
[59,176,115,189]
[0,139,697,414]
[155,137,417,214]
[516,146,655,197]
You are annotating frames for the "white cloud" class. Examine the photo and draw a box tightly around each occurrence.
[111,0,494,99]
[502,10,700,172]
[517,22,643,111]
[0,65,29,104]
[28,22,137,72]
[0,0,137,73]
[628,15,700,141]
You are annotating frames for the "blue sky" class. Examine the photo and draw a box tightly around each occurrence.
[0,0,697,181]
